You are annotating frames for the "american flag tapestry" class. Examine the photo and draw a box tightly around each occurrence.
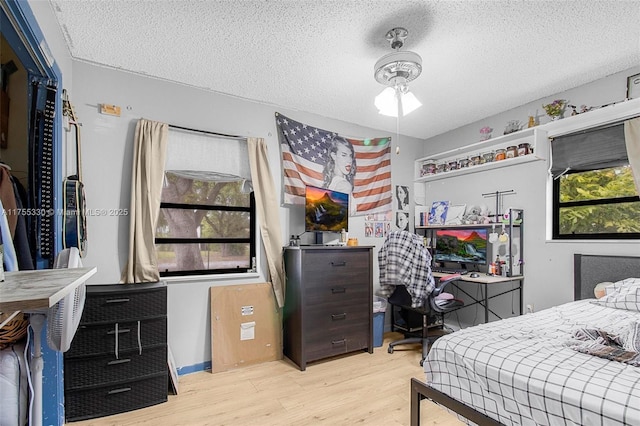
[276,113,392,216]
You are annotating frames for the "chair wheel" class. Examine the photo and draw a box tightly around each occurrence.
[388,346,394,354]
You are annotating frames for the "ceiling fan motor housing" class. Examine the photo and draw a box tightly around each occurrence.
[374,27,422,87]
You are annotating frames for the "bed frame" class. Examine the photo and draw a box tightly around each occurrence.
[410,254,640,426]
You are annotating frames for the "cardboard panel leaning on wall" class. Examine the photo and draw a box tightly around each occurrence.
[210,283,282,372]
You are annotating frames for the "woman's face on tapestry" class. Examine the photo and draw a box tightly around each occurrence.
[331,142,353,177]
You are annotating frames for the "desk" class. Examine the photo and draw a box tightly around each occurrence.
[0,267,97,314]
[433,272,523,323]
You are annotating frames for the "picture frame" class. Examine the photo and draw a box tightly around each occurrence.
[444,204,466,225]
[627,73,640,100]
[428,201,449,226]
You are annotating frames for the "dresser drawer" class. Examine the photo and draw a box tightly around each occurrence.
[305,299,369,328]
[66,317,166,358]
[301,250,370,288]
[65,374,168,422]
[305,328,370,362]
[305,281,369,307]
[82,286,166,324]
[65,345,167,390]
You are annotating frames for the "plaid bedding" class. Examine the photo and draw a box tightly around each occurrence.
[424,300,640,425]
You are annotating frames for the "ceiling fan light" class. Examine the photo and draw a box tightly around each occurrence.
[401,91,422,116]
[375,87,422,117]
[374,87,398,116]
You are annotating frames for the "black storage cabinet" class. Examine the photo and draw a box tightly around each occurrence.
[64,281,168,422]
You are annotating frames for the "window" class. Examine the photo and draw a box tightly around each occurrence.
[551,122,640,239]
[155,172,255,276]
[155,129,256,276]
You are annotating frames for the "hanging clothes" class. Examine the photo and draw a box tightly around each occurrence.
[10,176,34,270]
[0,166,17,237]
[0,198,18,271]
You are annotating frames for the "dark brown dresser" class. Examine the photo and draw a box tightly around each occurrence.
[283,246,373,370]
[64,281,167,422]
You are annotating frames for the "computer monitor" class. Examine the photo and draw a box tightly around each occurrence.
[304,185,349,243]
[434,228,488,267]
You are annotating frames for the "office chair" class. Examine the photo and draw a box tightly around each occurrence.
[378,230,463,365]
[386,274,463,365]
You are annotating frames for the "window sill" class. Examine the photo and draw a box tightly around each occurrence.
[162,271,261,283]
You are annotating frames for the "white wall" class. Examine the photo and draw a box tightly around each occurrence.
[419,67,640,323]
[70,61,422,369]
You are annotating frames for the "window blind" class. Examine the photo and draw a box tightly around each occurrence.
[165,128,251,181]
[550,123,628,178]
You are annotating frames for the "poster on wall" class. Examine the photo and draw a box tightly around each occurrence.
[276,113,392,216]
[396,211,410,231]
[428,201,449,225]
[395,185,409,211]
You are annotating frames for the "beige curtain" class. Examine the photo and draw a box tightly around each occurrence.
[624,117,640,194]
[247,138,285,308]
[120,119,168,283]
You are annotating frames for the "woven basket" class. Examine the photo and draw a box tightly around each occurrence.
[0,312,28,350]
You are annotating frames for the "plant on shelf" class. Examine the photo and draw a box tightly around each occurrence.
[542,99,566,120]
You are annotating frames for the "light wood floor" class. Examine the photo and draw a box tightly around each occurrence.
[66,332,463,426]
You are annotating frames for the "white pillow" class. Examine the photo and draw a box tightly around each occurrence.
[595,278,640,312]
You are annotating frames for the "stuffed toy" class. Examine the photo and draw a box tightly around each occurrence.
[462,205,491,224]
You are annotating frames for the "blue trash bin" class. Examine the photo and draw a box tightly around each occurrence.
[373,296,387,347]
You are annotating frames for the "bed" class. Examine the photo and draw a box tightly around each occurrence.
[411,254,640,426]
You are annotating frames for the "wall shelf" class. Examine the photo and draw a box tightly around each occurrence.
[415,127,548,183]
[414,97,640,183]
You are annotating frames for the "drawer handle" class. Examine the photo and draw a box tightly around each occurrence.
[330,261,346,267]
[331,339,346,345]
[107,358,131,366]
[107,328,130,335]
[331,287,346,294]
[107,387,132,395]
[105,298,130,304]
[331,313,347,321]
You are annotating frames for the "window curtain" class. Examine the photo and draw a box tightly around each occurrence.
[624,117,640,194]
[120,119,168,283]
[247,138,285,308]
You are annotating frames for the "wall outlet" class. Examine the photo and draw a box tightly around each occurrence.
[526,304,534,313]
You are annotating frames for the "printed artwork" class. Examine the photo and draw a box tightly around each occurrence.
[395,185,409,211]
[445,204,466,225]
[276,113,392,216]
[396,211,410,231]
[428,201,449,225]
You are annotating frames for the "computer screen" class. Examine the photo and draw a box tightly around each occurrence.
[304,185,349,232]
[434,228,488,265]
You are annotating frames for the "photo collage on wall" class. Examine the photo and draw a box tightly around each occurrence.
[362,185,410,237]
[364,211,392,238]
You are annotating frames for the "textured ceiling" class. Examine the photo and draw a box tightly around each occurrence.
[49,0,640,140]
